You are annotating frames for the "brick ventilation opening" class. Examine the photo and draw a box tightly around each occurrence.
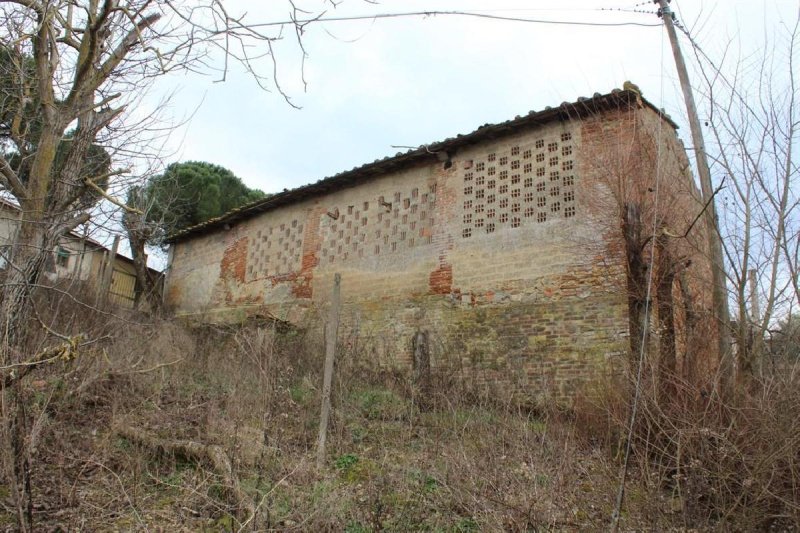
[460,133,577,238]
[247,220,304,280]
[320,184,437,265]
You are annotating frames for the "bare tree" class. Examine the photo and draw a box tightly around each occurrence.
[0,0,315,342]
[689,7,800,380]
[0,1,333,529]
[121,186,162,311]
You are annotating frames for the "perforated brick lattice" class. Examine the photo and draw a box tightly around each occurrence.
[319,185,437,265]
[246,220,304,280]
[461,131,577,239]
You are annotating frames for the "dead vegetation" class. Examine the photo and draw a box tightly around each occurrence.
[0,300,797,531]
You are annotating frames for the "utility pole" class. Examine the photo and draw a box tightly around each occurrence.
[656,0,732,386]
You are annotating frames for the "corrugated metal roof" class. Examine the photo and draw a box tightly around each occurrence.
[167,88,676,243]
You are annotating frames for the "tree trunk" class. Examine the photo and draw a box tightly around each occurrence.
[123,214,162,313]
[623,203,649,365]
[1,219,54,352]
[1,115,64,352]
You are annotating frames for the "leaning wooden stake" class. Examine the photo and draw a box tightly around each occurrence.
[412,330,431,411]
[316,273,341,468]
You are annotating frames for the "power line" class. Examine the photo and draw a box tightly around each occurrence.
[248,10,662,30]
[600,7,658,16]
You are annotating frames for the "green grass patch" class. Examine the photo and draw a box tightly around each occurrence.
[334,453,359,471]
[344,522,369,533]
[351,388,409,421]
[289,382,312,405]
[454,517,479,532]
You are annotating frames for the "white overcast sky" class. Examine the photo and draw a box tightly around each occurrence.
[142,0,794,195]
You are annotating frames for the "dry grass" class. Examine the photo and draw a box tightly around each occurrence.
[0,303,798,531]
[575,363,800,531]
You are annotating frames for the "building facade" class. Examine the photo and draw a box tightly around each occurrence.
[165,89,715,400]
[0,198,158,308]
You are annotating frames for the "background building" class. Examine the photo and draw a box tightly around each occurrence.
[0,197,160,308]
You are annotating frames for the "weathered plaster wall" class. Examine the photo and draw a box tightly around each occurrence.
[166,105,705,400]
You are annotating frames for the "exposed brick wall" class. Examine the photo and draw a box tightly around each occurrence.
[578,101,718,381]
[220,237,248,283]
[164,102,712,402]
[429,263,453,295]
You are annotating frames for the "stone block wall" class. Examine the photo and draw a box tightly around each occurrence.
[165,101,708,401]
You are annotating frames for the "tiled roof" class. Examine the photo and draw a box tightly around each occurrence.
[167,87,676,243]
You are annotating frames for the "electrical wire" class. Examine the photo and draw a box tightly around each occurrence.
[249,10,662,30]
[600,7,658,15]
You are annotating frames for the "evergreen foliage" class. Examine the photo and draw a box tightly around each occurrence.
[141,161,266,240]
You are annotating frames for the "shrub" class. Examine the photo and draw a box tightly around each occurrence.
[582,365,800,530]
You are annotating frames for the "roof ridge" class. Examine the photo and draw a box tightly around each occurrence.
[168,87,676,243]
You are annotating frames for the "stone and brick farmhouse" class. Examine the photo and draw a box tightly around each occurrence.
[164,88,715,401]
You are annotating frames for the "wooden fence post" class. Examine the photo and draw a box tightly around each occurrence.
[316,273,341,468]
[97,235,120,301]
[412,329,431,410]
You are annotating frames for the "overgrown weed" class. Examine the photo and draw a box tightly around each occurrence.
[3,300,798,531]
